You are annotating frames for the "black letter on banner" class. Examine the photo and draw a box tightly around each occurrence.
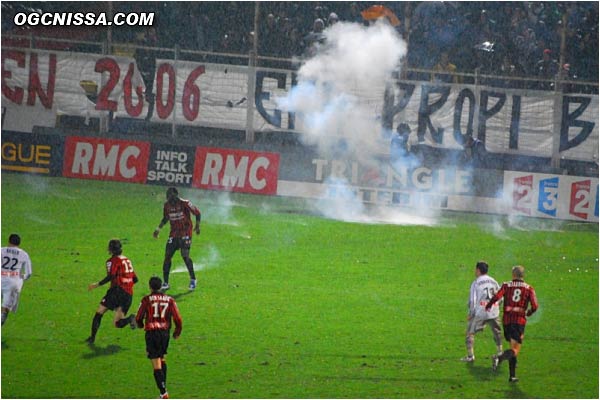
[477,91,506,143]
[417,85,450,143]
[560,96,594,151]
[453,88,475,143]
[382,82,415,131]
[287,72,297,129]
[509,95,521,149]
[255,71,287,128]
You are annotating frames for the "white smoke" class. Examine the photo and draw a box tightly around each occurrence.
[172,243,221,273]
[278,20,406,166]
[276,20,440,225]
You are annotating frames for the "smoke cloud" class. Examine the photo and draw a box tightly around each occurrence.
[279,20,406,164]
[278,20,444,225]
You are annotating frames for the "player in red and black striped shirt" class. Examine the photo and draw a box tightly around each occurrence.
[486,265,538,382]
[86,239,138,344]
[153,187,201,291]
[136,277,183,399]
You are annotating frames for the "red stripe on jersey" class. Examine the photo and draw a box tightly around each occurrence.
[494,280,538,325]
[107,255,137,295]
[164,198,200,238]
[135,293,183,336]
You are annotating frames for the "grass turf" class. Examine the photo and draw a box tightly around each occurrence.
[1,173,598,398]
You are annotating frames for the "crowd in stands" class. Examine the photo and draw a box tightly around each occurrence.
[127,1,597,86]
[2,2,598,87]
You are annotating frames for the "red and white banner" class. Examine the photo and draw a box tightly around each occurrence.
[192,147,280,195]
[504,171,598,222]
[63,136,150,183]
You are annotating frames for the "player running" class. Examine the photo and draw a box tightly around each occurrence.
[486,265,538,382]
[461,261,503,362]
[153,187,201,291]
[86,239,138,344]
[135,276,183,399]
[1,234,32,326]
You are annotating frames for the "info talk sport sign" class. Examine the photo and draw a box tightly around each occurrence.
[61,136,280,195]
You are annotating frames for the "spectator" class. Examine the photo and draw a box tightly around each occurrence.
[303,18,325,57]
[327,12,339,27]
[390,123,411,162]
[135,27,158,118]
[259,13,280,56]
[462,136,487,168]
[535,48,559,89]
[431,51,459,84]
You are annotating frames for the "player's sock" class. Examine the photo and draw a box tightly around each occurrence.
[115,316,131,328]
[509,356,517,378]
[153,369,167,394]
[162,362,168,384]
[184,258,196,280]
[499,349,515,362]
[91,312,103,339]
[465,335,474,357]
[163,262,172,284]
[1,310,8,326]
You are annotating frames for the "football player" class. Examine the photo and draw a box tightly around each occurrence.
[1,234,32,326]
[461,261,503,362]
[153,187,201,291]
[135,276,183,399]
[486,265,538,382]
[86,239,138,344]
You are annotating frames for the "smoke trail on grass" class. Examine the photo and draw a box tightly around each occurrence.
[172,243,221,273]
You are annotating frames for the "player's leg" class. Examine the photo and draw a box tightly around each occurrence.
[507,336,522,381]
[488,318,503,356]
[461,318,481,361]
[151,357,168,397]
[462,333,475,361]
[1,306,9,326]
[180,243,196,290]
[113,293,136,329]
[162,239,177,289]
[87,304,108,344]
[147,330,169,398]
[1,281,20,325]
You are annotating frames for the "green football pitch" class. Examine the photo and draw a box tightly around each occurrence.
[1,173,598,399]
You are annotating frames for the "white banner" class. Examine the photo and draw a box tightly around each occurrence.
[2,49,598,163]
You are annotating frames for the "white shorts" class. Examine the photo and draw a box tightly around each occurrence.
[467,316,501,335]
[1,277,23,312]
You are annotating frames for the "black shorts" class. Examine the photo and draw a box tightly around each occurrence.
[165,236,192,255]
[100,286,133,313]
[145,330,171,359]
[503,323,525,344]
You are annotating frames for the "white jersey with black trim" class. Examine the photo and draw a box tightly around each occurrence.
[468,274,500,320]
[1,246,32,280]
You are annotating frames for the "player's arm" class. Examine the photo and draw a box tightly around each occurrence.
[171,299,183,338]
[88,274,112,291]
[485,284,505,310]
[188,202,201,234]
[467,281,477,319]
[22,255,32,280]
[154,215,169,238]
[194,211,201,234]
[526,287,539,316]
[135,297,147,328]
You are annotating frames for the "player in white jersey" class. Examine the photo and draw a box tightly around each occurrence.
[1,234,32,326]
[460,261,503,362]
